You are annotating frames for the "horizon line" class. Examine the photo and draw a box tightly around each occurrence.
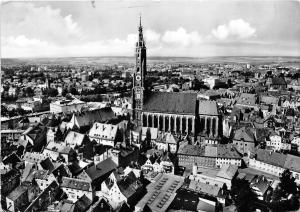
[2,55,300,60]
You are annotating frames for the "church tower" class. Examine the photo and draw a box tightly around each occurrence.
[132,16,147,126]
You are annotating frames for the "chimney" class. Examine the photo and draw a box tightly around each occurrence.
[192,163,197,176]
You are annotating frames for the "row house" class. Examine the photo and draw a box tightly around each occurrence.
[249,149,300,184]
[266,134,291,151]
[178,143,241,169]
[291,136,300,152]
[155,132,178,153]
[282,100,300,109]
[141,153,175,174]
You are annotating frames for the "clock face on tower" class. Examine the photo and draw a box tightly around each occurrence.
[136,75,141,81]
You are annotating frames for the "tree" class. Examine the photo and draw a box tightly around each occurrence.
[271,186,285,202]
[231,178,257,212]
[25,87,34,97]
[69,87,79,95]
[279,169,297,195]
[48,88,58,97]
[62,88,68,97]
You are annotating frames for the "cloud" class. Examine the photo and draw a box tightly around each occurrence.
[145,29,161,43]
[211,19,256,40]
[2,3,82,45]
[162,27,202,46]
[1,34,139,58]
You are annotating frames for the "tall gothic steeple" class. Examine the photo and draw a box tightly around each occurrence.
[132,15,147,126]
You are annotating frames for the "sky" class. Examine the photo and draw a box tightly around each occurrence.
[1,0,300,58]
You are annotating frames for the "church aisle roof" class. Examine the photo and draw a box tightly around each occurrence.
[198,100,219,115]
[143,92,197,115]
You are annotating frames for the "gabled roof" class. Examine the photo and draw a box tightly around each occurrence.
[116,171,143,198]
[217,144,241,159]
[71,108,116,128]
[233,127,256,143]
[90,198,113,212]
[89,122,118,141]
[250,175,270,195]
[44,141,74,155]
[143,92,197,115]
[85,158,117,181]
[26,170,49,182]
[236,93,256,107]
[156,132,178,144]
[188,180,220,197]
[284,154,300,173]
[255,149,286,167]
[2,152,22,165]
[40,157,55,173]
[74,194,92,211]
[21,163,35,182]
[177,143,205,156]
[24,152,47,164]
[64,131,86,148]
[216,164,238,180]
[61,177,92,191]
[7,185,28,201]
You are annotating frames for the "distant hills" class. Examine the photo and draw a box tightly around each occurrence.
[1,56,300,66]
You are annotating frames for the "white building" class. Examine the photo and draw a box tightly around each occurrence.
[23,152,48,167]
[50,99,86,114]
[27,170,57,191]
[155,132,178,153]
[43,141,76,163]
[88,122,119,147]
[190,164,238,190]
[61,177,94,203]
[100,171,143,209]
[266,134,282,151]
[249,149,300,184]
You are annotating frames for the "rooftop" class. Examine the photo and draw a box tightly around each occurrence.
[177,144,205,156]
[7,185,28,201]
[198,100,219,116]
[143,92,197,115]
[85,158,117,181]
[136,173,184,212]
[89,122,118,141]
[187,180,220,197]
[236,93,256,107]
[61,177,92,191]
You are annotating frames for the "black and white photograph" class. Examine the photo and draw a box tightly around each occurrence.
[1,0,300,211]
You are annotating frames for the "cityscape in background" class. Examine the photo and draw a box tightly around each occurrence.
[1,1,300,212]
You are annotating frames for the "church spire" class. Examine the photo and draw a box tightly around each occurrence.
[139,13,142,31]
[139,14,142,28]
[138,14,144,45]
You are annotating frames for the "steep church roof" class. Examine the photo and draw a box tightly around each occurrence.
[143,92,197,115]
[198,100,219,116]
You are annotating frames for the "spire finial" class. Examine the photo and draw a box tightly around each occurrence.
[139,13,142,27]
